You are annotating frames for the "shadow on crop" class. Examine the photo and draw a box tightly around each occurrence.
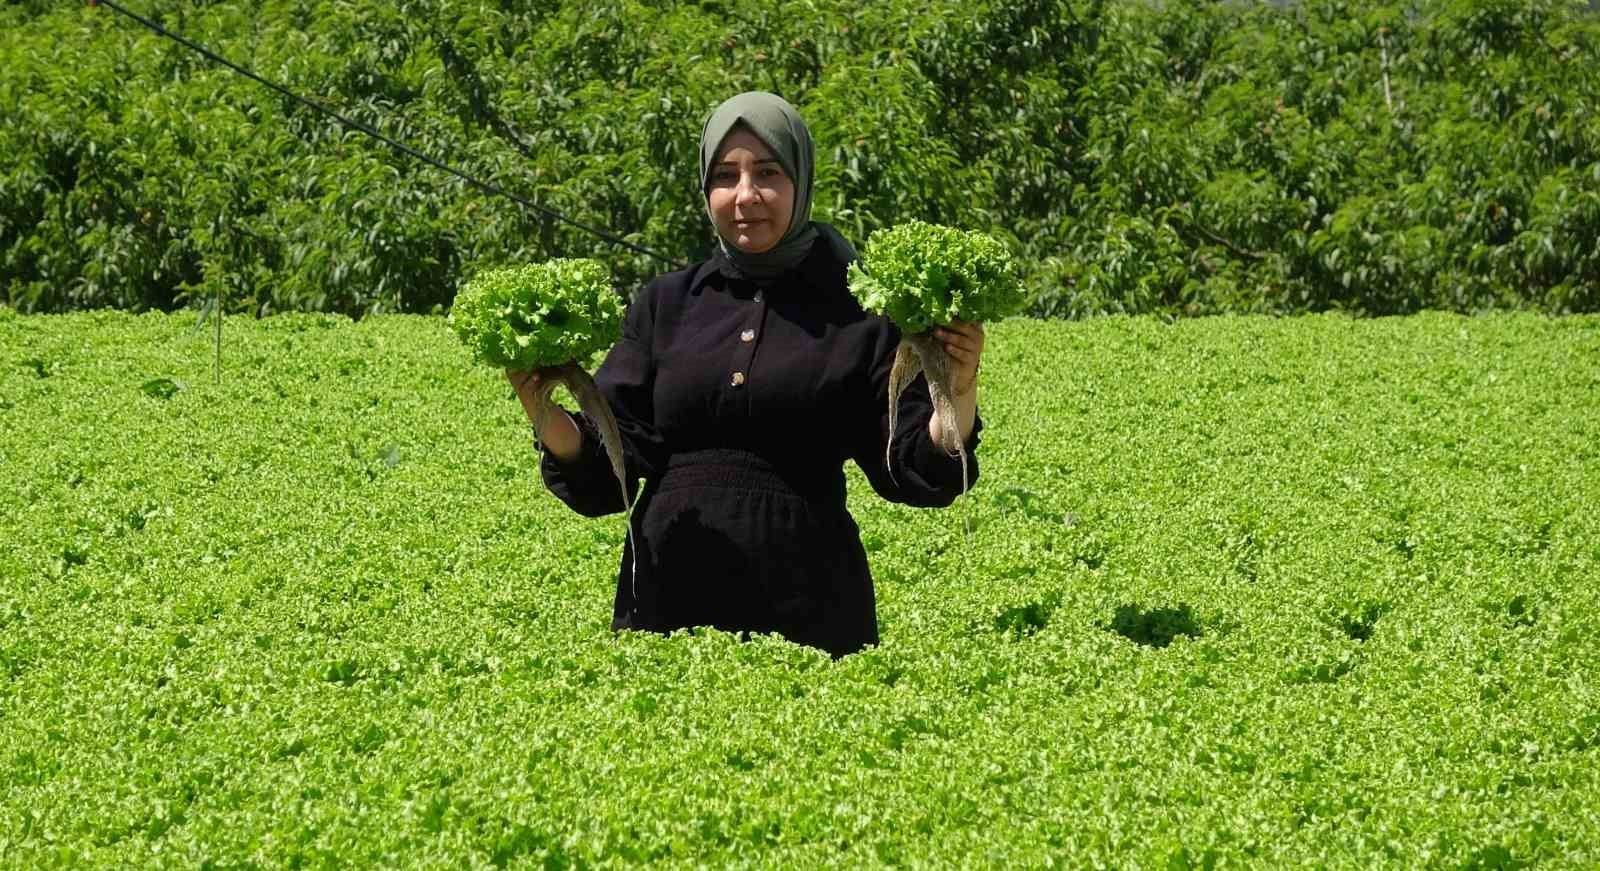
[1329,599,1390,642]
[992,591,1062,638]
[1105,602,1202,648]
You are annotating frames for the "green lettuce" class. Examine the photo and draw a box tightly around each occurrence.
[847,221,1024,333]
[448,259,623,370]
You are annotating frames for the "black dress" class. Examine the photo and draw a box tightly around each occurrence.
[540,241,982,657]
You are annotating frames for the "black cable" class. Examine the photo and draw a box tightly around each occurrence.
[87,0,688,270]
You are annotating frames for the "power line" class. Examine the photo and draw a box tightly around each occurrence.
[86,0,688,271]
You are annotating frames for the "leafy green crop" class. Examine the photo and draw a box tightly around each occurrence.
[848,221,1023,490]
[447,259,622,370]
[848,220,1024,334]
[447,258,632,523]
[2,310,1598,867]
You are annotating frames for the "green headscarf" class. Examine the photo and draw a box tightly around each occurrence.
[698,91,856,281]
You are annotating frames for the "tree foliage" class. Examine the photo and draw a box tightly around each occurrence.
[1,0,1597,317]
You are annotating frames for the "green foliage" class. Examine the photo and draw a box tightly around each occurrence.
[447,259,622,370]
[1046,0,1600,317]
[848,221,1024,333]
[0,0,1598,319]
[3,310,1599,865]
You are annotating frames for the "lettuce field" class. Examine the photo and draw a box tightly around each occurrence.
[3,309,1598,867]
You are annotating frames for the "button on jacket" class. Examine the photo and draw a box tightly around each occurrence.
[541,241,982,657]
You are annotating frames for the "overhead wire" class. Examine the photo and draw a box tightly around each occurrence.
[85,0,689,270]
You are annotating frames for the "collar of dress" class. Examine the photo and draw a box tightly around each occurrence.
[688,243,845,299]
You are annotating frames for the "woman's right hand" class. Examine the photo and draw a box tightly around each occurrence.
[506,368,583,462]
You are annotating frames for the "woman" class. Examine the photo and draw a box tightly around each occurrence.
[508,92,987,657]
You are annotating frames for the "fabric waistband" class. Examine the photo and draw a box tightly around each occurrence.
[657,448,844,502]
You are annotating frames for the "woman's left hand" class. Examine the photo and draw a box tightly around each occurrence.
[934,320,985,396]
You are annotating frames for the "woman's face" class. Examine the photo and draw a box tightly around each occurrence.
[707,127,795,254]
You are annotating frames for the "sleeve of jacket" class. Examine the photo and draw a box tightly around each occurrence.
[850,321,983,508]
[539,283,666,517]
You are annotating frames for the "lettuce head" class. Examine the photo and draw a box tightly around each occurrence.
[449,259,623,369]
[847,221,1023,334]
